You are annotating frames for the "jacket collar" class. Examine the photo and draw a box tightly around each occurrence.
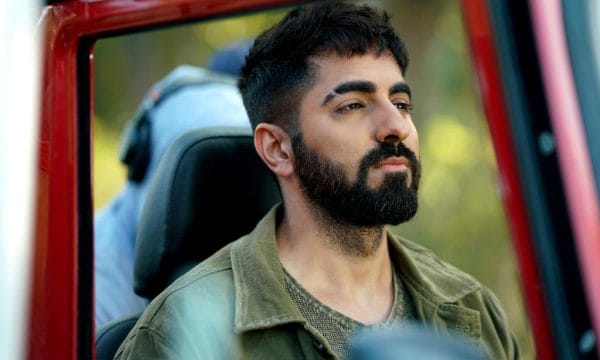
[230,205,482,338]
[387,231,481,304]
[387,231,482,339]
[230,205,305,333]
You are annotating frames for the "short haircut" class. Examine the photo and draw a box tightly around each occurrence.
[238,2,409,134]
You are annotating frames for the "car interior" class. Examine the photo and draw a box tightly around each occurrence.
[90,3,539,358]
[17,1,598,358]
[95,126,281,359]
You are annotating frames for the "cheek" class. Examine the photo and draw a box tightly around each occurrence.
[412,139,420,159]
[407,128,420,158]
[310,138,366,182]
[304,123,367,159]
[325,141,364,177]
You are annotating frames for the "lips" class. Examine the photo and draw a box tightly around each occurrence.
[374,156,410,171]
[359,141,419,182]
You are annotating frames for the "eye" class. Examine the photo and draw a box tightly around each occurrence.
[394,101,413,114]
[336,102,365,114]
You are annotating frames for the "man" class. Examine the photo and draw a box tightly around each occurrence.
[116,2,519,359]
[95,47,251,327]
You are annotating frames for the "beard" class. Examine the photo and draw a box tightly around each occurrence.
[292,134,420,228]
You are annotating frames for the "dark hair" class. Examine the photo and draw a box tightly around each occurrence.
[238,2,409,133]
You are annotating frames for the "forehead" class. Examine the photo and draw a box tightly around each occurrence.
[307,52,405,92]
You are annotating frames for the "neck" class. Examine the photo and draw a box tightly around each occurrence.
[276,197,394,324]
[311,203,385,257]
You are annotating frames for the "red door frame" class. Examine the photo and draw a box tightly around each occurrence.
[32,1,307,359]
[528,2,600,356]
[461,2,555,358]
[35,0,599,358]
[463,0,600,358]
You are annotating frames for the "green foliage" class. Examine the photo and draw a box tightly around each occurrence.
[93,117,125,209]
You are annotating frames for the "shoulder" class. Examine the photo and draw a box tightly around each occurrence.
[145,243,236,325]
[388,233,519,359]
[389,233,482,302]
[116,243,239,358]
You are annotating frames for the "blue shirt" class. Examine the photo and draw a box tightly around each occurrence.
[94,65,250,328]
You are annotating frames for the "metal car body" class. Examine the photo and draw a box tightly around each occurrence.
[1,0,598,358]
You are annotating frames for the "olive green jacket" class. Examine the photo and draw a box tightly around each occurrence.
[115,206,519,359]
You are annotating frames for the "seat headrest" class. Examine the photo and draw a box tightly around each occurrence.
[133,126,281,299]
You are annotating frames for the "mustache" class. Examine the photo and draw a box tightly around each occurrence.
[360,142,419,172]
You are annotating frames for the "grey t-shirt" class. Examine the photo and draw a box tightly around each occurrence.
[284,266,417,358]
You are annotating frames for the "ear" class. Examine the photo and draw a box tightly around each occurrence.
[254,123,295,178]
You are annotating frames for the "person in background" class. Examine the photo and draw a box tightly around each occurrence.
[94,41,252,328]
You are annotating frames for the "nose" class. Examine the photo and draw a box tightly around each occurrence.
[374,103,412,144]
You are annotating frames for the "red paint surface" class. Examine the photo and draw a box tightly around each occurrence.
[31,1,308,359]
[529,1,600,356]
[461,1,555,358]
[35,0,592,358]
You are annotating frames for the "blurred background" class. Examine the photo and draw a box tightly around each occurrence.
[92,0,534,357]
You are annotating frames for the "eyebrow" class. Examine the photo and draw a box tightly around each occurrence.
[389,82,411,99]
[321,80,412,106]
[322,80,376,106]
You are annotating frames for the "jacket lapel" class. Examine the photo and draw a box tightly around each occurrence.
[387,230,482,340]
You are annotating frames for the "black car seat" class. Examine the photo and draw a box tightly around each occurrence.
[95,126,281,359]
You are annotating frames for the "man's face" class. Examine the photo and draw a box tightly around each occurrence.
[293,53,420,227]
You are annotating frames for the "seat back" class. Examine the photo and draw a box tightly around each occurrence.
[133,126,281,299]
[95,314,140,360]
[95,126,281,357]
